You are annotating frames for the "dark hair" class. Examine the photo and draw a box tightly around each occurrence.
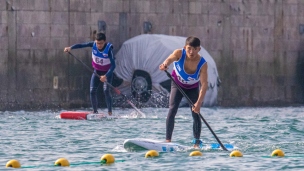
[185,36,200,47]
[95,32,106,41]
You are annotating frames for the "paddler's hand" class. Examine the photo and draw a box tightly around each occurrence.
[192,103,201,114]
[159,63,168,70]
[64,47,71,52]
[100,75,107,82]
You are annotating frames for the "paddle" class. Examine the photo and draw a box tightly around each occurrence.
[67,52,146,118]
[164,70,228,151]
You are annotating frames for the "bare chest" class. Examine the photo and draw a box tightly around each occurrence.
[184,58,201,74]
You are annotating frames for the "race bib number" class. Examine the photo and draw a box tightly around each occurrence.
[95,58,103,64]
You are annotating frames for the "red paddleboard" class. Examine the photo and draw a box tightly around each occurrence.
[60,111,114,120]
[60,111,91,120]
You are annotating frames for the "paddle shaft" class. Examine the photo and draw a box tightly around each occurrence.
[67,52,144,116]
[164,70,228,151]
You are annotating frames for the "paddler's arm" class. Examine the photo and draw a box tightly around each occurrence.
[100,46,116,82]
[192,63,208,114]
[159,49,182,70]
[64,41,94,52]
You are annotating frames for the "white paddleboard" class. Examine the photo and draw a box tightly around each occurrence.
[123,138,235,152]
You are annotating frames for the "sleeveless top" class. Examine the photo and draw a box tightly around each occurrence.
[91,42,113,71]
[172,49,206,89]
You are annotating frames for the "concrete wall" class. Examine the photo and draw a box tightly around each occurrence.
[0,0,304,110]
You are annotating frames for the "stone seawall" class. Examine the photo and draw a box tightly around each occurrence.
[0,0,303,110]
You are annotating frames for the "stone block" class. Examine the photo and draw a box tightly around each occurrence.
[244,2,258,15]
[32,11,51,24]
[0,63,8,89]
[0,11,7,24]
[16,64,40,89]
[34,0,50,11]
[208,38,223,51]
[189,1,201,14]
[0,90,8,103]
[50,0,69,12]
[188,26,207,39]
[208,14,224,27]
[26,0,36,10]
[229,2,243,15]
[10,0,30,11]
[90,0,104,12]
[231,38,246,51]
[51,24,69,37]
[0,50,8,63]
[252,27,274,40]
[191,14,208,26]
[0,0,6,10]
[283,40,300,51]
[30,37,49,49]
[17,23,32,37]
[33,24,51,37]
[231,50,247,63]
[283,28,298,40]
[155,0,171,14]
[283,0,298,4]
[45,49,67,63]
[16,50,31,63]
[255,50,275,63]
[0,37,8,49]
[129,0,148,13]
[51,12,69,24]
[68,90,90,105]
[209,1,223,15]
[252,37,274,51]
[17,11,48,24]
[103,0,123,13]
[70,25,91,38]
[230,15,244,27]
[90,12,106,25]
[121,0,130,12]
[208,26,223,39]
[16,11,32,24]
[252,15,274,28]
[70,0,91,12]
[69,12,91,25]
[50,37,69,50]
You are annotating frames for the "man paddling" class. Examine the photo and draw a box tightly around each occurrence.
[64,32,116,115]
[159,36,208,148]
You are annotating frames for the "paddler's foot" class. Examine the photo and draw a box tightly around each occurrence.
[108,112,112,116]
[193,144,200,149]
[93,111,98,114]
[165,140,171,143]
[192,139,203,149]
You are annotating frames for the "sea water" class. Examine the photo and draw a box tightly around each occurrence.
[0,107,304,170]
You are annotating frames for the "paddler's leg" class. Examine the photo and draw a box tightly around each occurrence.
[104,73,113,116]
[90,71,101,113]
[186,87,201,148]
[166,82,183,142]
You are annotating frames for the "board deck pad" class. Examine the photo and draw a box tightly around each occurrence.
[123,138,235,152]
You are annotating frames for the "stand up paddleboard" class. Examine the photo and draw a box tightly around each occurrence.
[60,111,116,120]
[123,138,235,152]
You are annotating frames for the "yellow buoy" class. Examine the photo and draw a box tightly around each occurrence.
[230,150,243,157]
[189,151,203,156]
[100,154,115,164]
[145,150,159,158]
[6,159,21,168]
[54,158,70,166]
[271,149,284,157]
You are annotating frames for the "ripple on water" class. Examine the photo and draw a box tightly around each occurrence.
[1,107,304,170]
